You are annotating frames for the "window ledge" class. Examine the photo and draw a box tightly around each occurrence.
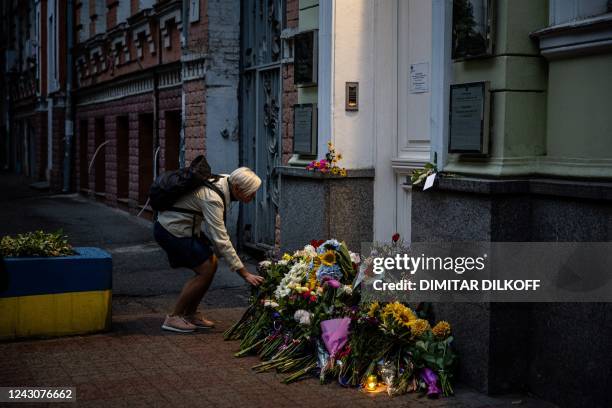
[531,12,612,59]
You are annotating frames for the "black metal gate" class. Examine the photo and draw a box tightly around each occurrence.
[240,0,283,250]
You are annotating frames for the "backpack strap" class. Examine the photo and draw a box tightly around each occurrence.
[164,179,227,238]
[201,179,227,224]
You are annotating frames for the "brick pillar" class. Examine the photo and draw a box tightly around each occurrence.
[128,112,139,210]
[105,114,117,206]
[183,79,206,164]
[50,106,65,192]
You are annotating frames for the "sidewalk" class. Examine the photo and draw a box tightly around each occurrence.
[0,173,555,407]
[1,301,553,408]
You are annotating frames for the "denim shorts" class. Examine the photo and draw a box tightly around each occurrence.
[153,221,213,269]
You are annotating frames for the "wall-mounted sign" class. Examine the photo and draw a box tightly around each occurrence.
[452,0,494,60]
[294,30,318,86]
[449,81,490,154]
[293,104,317,156]
[410,62,429,93]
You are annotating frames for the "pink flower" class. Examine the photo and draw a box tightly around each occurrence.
[326,279,341,289]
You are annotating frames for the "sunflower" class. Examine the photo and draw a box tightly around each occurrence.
[396,308,417,327]
[432,321,451,339]
[367,301,380,317]
[319,250,336,266]
[407,319,431,339]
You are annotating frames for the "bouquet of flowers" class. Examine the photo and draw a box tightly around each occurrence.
[306,141,347,176]
[224,237,457,397]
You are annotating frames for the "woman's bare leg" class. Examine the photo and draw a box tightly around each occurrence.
[172,255,218,316]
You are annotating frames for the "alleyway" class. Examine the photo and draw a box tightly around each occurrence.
[0,174,554,407]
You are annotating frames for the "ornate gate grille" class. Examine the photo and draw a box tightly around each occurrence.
[240,0,283,249]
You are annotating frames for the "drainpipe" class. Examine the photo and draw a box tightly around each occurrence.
[62,0,74,192]
[179,0,189,168]
[153,16,161,180]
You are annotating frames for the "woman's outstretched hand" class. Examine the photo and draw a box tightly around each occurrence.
[238,267,264,286]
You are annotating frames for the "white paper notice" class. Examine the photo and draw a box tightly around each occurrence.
[423,173,436,190]
[410,62,429,93]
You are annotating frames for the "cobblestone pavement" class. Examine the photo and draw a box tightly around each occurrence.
[0,301,555,408]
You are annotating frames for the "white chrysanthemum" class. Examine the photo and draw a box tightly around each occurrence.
[349,251,361,265]
[274,261,309,299]
[263,299,279,308]
[259,260,272,268]
[292,244,317,259]
[278,259,289,266]
[294,309,312,325]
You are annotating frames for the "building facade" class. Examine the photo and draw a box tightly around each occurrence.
[1,0,69,188]
[1,1,611,406]
[280,1,612,407]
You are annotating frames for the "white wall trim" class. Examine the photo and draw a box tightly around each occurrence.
[532,12,612,59]
[373,0,399,242]
[430,0,452,171]
[317,0,333,159]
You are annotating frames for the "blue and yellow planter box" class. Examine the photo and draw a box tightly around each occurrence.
[0,247,112,340]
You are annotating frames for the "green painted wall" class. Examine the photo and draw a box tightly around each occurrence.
[447,0,612,178]
[546,54,612,160]
[446,0,549,177]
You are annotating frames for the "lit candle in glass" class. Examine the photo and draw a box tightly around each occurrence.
[366,374,377,391]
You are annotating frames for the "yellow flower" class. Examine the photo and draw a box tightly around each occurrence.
[367,301,380,317]
[331,167,339,175]
[396,309,417,326]
[407,319,431,339]
[432,321,451,339]
[337,153,343,160]
[319,250,336,266]
[307,269,317,290]
[382,302,417,327]
[282,253,292,261]
[339,168,347,177]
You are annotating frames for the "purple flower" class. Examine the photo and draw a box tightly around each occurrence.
[420,368,441,398]
[325,279,341,289]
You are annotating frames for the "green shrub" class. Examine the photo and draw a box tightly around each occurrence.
[0,230,75,257]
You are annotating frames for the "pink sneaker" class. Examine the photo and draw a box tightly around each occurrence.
[161,315,197,333]
[185,312,215,329]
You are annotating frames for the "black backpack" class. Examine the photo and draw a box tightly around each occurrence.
[149,155,226,224]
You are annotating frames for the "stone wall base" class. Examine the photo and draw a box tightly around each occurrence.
[411,175,612,408]
[278,167,374,254]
